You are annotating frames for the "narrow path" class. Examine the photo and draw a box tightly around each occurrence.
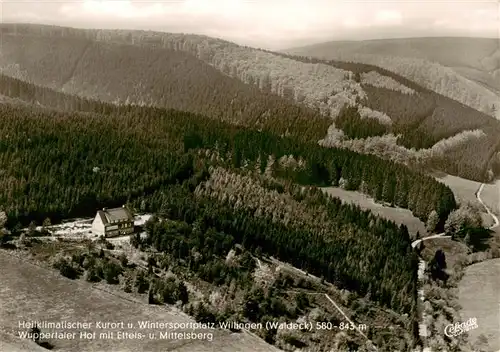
[285,289,371,343]
[411,231,446,343]
[323,293,371,342]
[411,233,449,249]
[476,182,500,352]
[268,257,377,351]
[60,41,92,89]
[477,183,499,230]
[413,182,499,351]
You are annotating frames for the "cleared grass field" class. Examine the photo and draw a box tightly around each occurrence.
[0,250,280,352]
[434,174,499,227]
[434,174,483,208]
[322,187,427,237]
[485,180,500,214]
[458,258,500,352]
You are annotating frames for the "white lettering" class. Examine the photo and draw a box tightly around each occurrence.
[444,318,478,337]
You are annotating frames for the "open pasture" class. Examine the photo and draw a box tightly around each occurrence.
[322,187,427,237]
[458,258,500,352]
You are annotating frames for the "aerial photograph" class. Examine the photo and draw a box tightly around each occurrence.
[0,1,498,351]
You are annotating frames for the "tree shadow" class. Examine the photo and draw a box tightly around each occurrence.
[0,242,17,250]
[38,341,54,350]
[469,227,493,252]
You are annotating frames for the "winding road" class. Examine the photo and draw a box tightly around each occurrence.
[413,182,499,351]
[411,233,450,250]
[477,183,500,230]
[269,182,498,352]
[476,183,500,352]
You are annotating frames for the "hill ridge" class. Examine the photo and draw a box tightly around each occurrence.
[284,37,500,117]
[1,23,500,181]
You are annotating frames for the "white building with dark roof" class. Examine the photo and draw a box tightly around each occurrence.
[91,205,134,238]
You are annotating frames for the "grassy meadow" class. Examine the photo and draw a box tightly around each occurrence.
[322,186,427,237]
[458,258,500,352]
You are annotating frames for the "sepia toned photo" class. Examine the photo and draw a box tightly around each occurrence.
[0,1,498,351]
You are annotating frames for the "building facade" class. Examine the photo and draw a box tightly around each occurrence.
[91,205,134,238]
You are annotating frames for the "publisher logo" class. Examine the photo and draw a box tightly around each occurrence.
[444,318,478,337]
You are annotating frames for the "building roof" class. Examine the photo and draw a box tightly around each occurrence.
[97,206,134,225]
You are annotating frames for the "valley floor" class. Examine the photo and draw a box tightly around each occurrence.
[458,258,500,352]
[457,180,500,352]
[415,178,500,352]
[434,174,499,216]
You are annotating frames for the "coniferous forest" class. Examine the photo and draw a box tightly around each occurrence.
[12,23,500,352]
[0,94,456,227]
[2,21,500,352]
[0,24,499,182]
[0,75,459,322]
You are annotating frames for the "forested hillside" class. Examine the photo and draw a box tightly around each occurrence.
[0,74,328,145]
[0,97,456,346]
[269,53,500,181]
[0,98,456,227]
[284,38,500,118]
[0,27,466,350]
[0,34,329,140]
[0,23,498,182]
[0,27,363,120]
[0,77,458,228]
